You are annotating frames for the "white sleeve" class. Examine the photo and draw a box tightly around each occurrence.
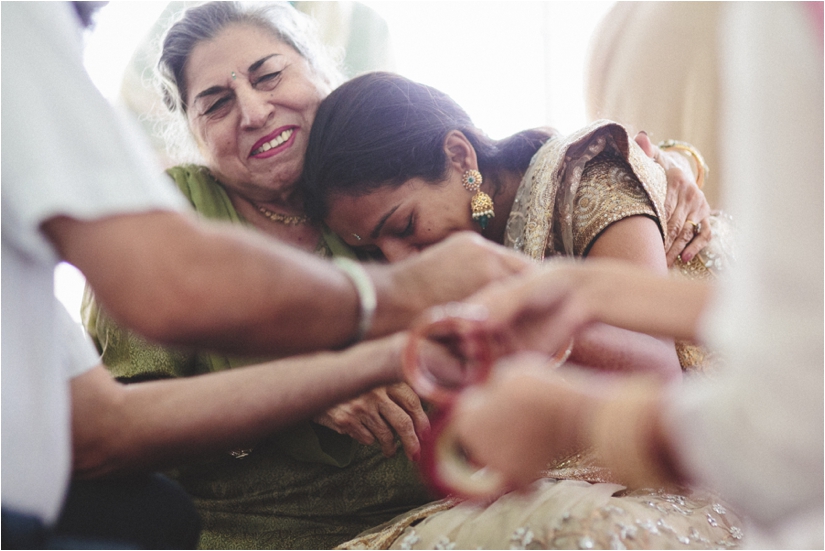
[0,2,187,264]
[664,2,823,544]
[57,301,100,380]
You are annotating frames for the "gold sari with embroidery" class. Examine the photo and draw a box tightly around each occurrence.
[338,121,740,550]
[506,120,733,373]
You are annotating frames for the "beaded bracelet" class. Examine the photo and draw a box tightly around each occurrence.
[334,257,377,343]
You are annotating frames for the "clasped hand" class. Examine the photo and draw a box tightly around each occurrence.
[313,382,430,462]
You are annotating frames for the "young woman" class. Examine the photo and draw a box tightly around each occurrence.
[301,72,739,550]
[304,72,732,379]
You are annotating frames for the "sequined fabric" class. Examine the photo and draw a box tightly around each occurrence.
[338,480,743,550]
[505,121,734,372]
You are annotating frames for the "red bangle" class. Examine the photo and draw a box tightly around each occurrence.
[418,404,510,500]
[402,306,493,407]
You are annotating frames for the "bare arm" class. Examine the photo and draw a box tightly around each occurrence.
[71,333,407,478]
[44,213,528,356]
[571,215,682,378]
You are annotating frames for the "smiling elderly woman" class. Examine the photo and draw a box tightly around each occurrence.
[81,3,434,549]
[82,3,719,549]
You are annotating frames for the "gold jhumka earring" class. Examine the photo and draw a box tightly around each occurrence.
[461,169,494,230]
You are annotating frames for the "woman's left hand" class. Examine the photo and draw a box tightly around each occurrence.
[635,132,712,267]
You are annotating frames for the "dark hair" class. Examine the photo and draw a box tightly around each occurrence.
[302,72,555,221]
[157,1,340,114]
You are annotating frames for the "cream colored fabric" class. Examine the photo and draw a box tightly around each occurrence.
[585,2,723,207]
[667,4,824,548]
[340,480,743,550]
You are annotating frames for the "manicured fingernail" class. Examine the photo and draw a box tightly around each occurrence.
[639,130,648,136]
[682,253,693,263]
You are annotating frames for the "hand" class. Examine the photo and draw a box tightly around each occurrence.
[450,361,590,489]
[635,132,712,267]
[373,232,532,336]
[451,262,591,363]
[313,382,430,461]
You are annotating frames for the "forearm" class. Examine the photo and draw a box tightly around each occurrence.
[568,322,681,380]
[454,368,689,490]
[585,376,689,489]
[48,212,383,355]
[577,262,712,342]
[71,334,405,478]
[48,215,525,356]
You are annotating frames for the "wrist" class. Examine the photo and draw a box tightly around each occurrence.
[365,264,422,339]
[586,377,681,489]
[334,258,377,345]
[350,332,407,387]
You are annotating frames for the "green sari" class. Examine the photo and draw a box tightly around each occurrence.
[82,165,432,549]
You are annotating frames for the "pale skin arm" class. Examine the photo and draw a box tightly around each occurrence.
[455,258,710,366]
[559,215,682,379]
[450,262,711,488]
[71,333,408,478]
[43,213,528,357]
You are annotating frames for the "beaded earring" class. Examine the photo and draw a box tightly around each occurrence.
[461,169,495,230]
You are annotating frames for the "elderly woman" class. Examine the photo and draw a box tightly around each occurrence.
[83,2,714,549]
[83,3,434,549]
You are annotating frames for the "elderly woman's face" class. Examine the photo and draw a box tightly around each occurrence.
[185,24,330,198]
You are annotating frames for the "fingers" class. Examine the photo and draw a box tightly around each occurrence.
[634,131,656,158]
[679,217,712,264]
[384,383,428,461]
[362,403,402,458]
[377,392,421,461]
[313,409,376,446]
[666,222,697,268]
[386,383,430,440]
[317,386,430,460]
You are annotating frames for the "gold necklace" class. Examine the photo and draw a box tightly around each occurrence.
[255,204,310,226]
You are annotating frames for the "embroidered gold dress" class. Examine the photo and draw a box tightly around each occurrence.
[338,121,740,550]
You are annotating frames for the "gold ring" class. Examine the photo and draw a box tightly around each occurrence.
[658,140,709,189]
[686,219,701,235]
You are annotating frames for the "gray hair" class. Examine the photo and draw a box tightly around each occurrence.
[155,1,343,162]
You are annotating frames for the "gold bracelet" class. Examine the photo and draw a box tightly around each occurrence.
[658,140,709,189]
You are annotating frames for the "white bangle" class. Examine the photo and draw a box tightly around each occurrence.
[334,257,377,343]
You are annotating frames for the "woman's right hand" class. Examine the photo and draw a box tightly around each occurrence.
[313,382,430,461]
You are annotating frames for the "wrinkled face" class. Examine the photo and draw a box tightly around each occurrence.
[325,172,478,262]
[185,24,330,199]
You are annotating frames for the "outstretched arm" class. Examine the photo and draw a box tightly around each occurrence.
[448,261,712,488]
[71,333,407,478]
[566,215,683,378]
[44,212,528,357]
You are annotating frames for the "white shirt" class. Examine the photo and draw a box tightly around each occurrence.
[666,3,824,548]
[1,2,186,524]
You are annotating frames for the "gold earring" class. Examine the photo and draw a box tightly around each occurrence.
[461,169,494,230]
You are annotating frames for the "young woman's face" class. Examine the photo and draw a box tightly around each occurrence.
[325,171,479,262]
[184,23,330,198]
